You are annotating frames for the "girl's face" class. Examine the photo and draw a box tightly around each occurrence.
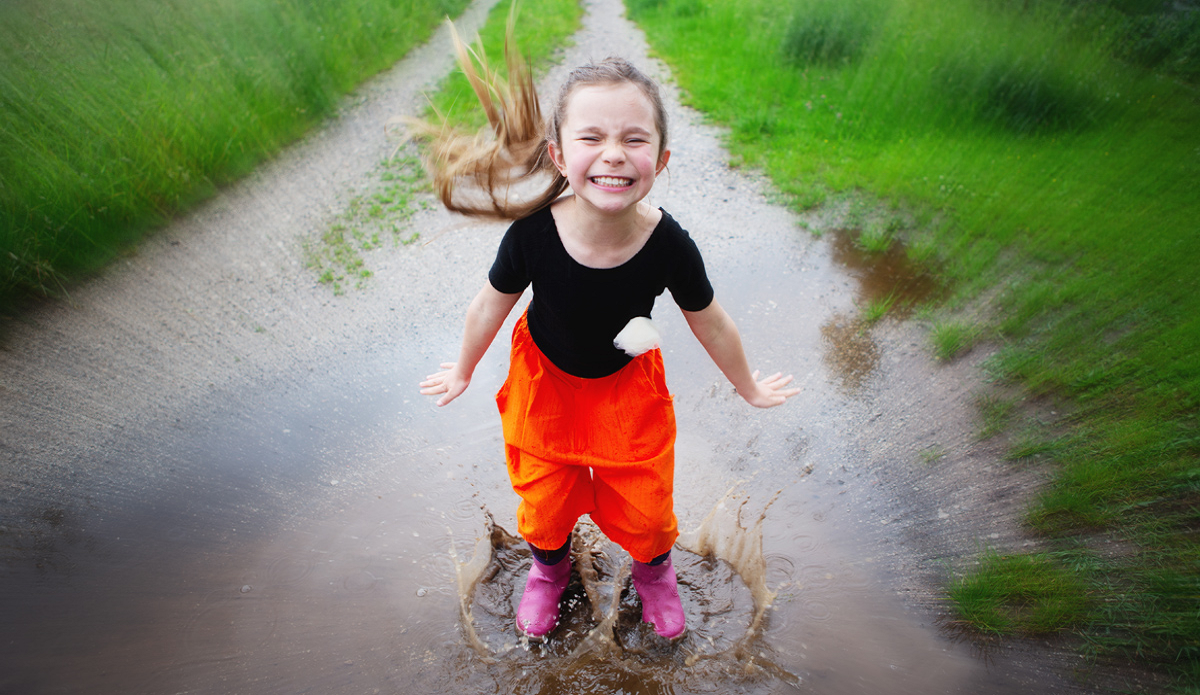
[548,82,670,218]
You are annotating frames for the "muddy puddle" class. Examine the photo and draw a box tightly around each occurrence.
[820,229,945,394]
[828,229,945,318]
[0,222,1045,694]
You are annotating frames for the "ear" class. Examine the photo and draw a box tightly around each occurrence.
[656,149,671,176]
[548,140,567,175]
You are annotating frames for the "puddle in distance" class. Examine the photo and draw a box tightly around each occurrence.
[828,229,946,316]
[821,229,947,394]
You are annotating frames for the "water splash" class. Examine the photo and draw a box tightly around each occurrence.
[450,494,803,690]
[678,486,781,653]
[451,516,522,663]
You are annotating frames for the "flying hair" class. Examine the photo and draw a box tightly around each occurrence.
[409,10,669,220]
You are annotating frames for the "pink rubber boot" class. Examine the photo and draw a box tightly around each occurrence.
[515,556,571,639]
[631,554,686,640]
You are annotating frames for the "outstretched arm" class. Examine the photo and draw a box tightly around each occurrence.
[419,282,522,406]
[682,299,801,408]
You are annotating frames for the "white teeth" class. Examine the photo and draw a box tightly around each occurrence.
[592,176,632,187]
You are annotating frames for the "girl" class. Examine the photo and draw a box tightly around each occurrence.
[418,32,799,641]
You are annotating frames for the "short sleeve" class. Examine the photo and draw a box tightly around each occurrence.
[488,220,531,295]
[666,225,715,312]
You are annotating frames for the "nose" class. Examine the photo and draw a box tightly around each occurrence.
[602,140,625,165]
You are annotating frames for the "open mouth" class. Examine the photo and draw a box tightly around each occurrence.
[590,176,634,188]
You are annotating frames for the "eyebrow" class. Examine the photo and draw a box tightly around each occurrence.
[574,125,655,137]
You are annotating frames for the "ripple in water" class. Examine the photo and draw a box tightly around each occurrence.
[265,554,315,585]
[449,492,804,692]
[342,569,378,593]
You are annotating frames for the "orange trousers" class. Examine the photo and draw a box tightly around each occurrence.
[495,313,678,563]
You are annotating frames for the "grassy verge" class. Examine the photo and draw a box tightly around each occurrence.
[628,0,1199,687]
[0,0,473,311]
[304,154,431,295]
[302,0,582,292]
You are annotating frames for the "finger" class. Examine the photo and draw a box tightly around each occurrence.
[759,371,785,384]
[423,363,455,379]
[771,388,801,402]
[770,390,801,406]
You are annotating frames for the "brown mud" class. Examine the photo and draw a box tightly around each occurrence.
[0,0,1160,693]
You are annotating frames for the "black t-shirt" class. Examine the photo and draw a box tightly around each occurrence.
[489,206,715,378]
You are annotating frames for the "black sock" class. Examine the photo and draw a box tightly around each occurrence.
[529,539,570,566]
[646,550,670,566]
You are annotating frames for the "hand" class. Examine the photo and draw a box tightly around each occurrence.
[419,362,470,407]
[739,370,801,409]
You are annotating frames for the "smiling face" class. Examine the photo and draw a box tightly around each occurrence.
[548,82,670,218]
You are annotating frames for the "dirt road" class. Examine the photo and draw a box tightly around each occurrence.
[0,0,1106,692]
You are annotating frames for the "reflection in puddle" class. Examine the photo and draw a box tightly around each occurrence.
[821,229,945,393]
[828,229,944,316]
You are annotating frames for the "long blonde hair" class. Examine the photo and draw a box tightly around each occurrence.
[412,14,669,220]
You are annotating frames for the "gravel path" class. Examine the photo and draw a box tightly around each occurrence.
[0,0,1135,692]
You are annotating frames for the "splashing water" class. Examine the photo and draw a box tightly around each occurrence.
[450,491,803,691]
[678,486,781,665]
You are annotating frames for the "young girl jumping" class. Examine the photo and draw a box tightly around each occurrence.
[418,32,799,641]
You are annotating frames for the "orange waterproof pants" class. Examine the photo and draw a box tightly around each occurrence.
[496,313,678,563]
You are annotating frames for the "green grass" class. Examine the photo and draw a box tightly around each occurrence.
[856,218,899,255]
[0,0,472,311]
[861,291,897,324]
[305,154,431,294]
[780,0,882,67]
[1006,430,1072,463]
[931,320,979,361]
[976,392,1017,440]
[918,444,946,465]
[949,550,1091,635]
[629,0,1200,686]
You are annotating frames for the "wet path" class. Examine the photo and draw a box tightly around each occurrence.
[1,0,1081,693]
